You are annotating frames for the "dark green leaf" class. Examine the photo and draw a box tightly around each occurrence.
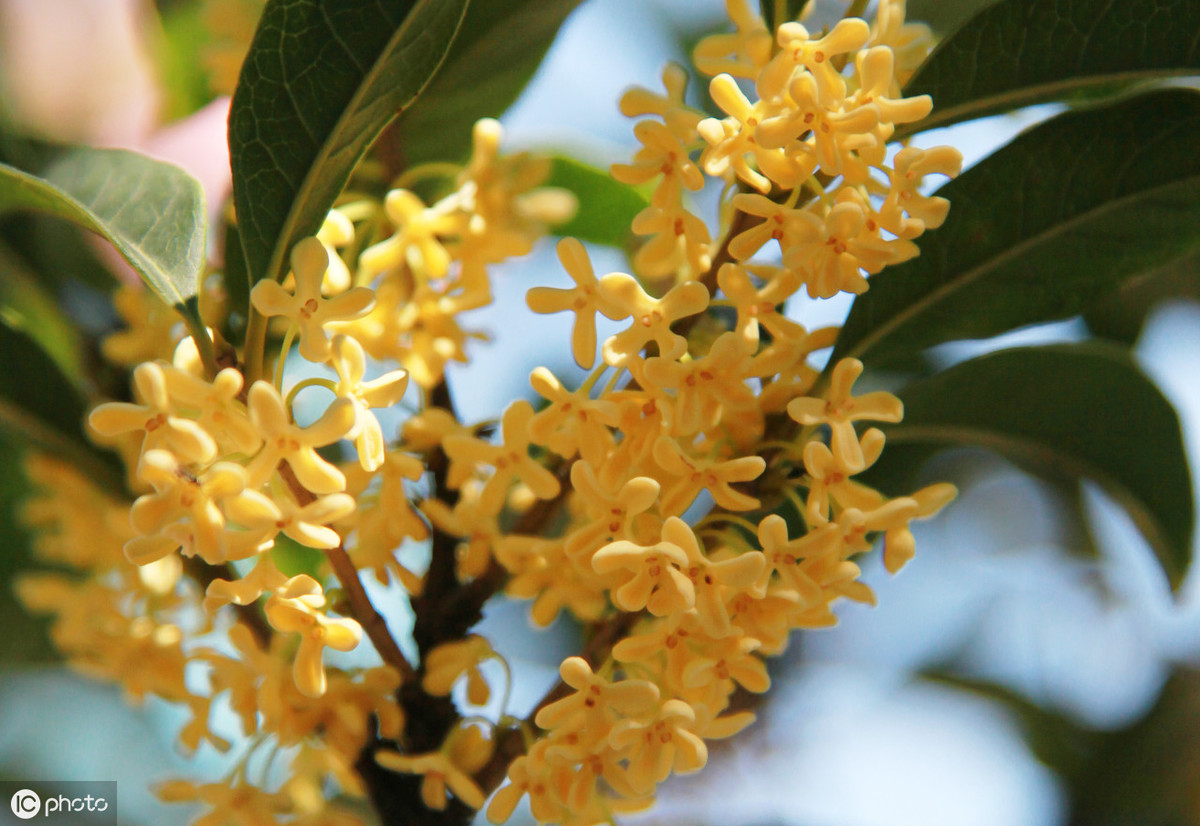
[1066,672,1200,825]
[920,669,1098,779]
[0,239,84,384]
[835,89,1200,365]
[389,0,584,166]
[0,148,207,333]
[1084,250,1200,345]
[544,157,648,248]
[870,343,1193,589]
[760,0,811,32]
[904,0,1200,135]
[0,322,121,488]
[228,0,469,286]
[906,0,995,36]
[221,219,252,341]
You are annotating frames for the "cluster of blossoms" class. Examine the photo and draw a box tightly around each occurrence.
[15,1,963,824]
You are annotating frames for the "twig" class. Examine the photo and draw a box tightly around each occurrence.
[278,460,417,684]
[184,557,272,647]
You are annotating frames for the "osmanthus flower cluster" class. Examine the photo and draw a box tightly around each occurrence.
[14,1,963,824]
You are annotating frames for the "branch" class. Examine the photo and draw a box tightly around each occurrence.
[278,460,417,684]
[184,557,273,647]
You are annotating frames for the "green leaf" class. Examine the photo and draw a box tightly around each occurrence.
[760,0,811,32]
[1084,250,1200,345]
[544,157,648,248]
[0,322,121,488]
[920,669,1098,779]
[870,343,1193,590]
[228,0,469,286]
[903,0,1200,135]
[0,239,84,384]
[391,0,584,166]
[905,0,995,36]
[0,148,207,333]
[272,535,326,579]
[834,89,1200,365]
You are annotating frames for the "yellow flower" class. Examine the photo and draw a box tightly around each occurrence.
[565,462,660,561]
[780,199,914,298]
[619,62,703,135]
[787,357,903,471]
[850,46,933,129]
[801,430,890,522]
[421,485,501,582]
[202,554,318,612]
[652,436,765,514]
[882,482,956,572]
[376,723,494,811]
[692,0,772,79]
[250,237,375,362]
[699,74,805,192]
[358,189,462,282]
[245,381,356,493]
[265,588,362,698]
[486,751,560,824]
[127,449,251,564]
[526,238,625,369]
[161,366,262,457]
[156,778,289,826]
[642,332,756,436]
[89,362,217,465]
[629,204,713,279]
[611,120,705,208]
[598,275,709,367]
[878,145,963,238]
[667,516,765,638]
[869,0,934,87]
[422,635,495,706]
[756,18,870,103]
[443,400,561,515]
[680,634,770,697]
[592,529,694,616]
[234,489,355,549]
[534,657,660,732]
[608,698,708,794]
[527,367,621,465]
[101,285,180,367]
[330,334,409,471]
[756,70,880,179]
[716,262,807,350]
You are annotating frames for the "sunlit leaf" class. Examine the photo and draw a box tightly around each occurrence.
[0,148,207,334]
[543,157,648,248]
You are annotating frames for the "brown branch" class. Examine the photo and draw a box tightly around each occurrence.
[411,379,463,658]
[278,460,417,685]
[472,609,642,799]
[184,557,272,647]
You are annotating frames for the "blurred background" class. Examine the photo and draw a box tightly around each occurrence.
[1,1,1199,824]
